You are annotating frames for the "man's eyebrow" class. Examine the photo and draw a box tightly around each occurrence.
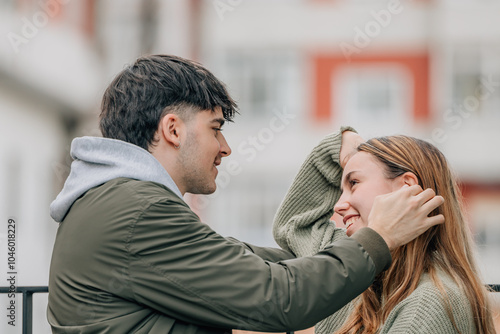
[211,118,225,127]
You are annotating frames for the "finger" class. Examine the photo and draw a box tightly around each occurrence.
[406,184,424,196]
[414,187,436,203]
[420,195,445,215]
[425,214,445,228]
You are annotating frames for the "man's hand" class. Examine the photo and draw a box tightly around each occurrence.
[340,131,364,168]
[367,185,445,250]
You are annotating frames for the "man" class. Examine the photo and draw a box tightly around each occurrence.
[48,54,444,333]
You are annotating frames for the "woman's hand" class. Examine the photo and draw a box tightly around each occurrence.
[339,131,364,168]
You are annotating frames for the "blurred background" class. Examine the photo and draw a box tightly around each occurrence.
[0,0,499,333]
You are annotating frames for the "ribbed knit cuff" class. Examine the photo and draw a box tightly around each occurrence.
[351,227,392,275]
[340,125,357,134]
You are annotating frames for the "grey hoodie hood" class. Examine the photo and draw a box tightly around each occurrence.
[50,136,183,223]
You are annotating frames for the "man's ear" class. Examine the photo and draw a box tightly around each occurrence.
[158,113,183,148]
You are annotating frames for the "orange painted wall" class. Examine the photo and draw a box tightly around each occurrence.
[312,54,430,123]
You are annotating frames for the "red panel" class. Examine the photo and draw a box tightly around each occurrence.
[312,54,430,122]
[459,182,500,201]
[83,0,96,38]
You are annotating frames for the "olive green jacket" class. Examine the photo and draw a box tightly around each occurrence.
[48,136,391,333]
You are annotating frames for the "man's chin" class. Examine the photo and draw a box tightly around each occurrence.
[204,182,217,195]
[187,183,217,195]
[205,187,217,195]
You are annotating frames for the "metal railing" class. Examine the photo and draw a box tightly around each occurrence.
[0,286,48,334]
[1,285,499,334]
[489,284,500,292]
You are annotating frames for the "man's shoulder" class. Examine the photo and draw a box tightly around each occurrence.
[63,177,193,238]
[67,177,188,225]
[97,177,184,205]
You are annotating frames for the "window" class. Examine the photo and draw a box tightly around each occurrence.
[333,64,412,133]
[451,45,500,121]
[217,51,303,120]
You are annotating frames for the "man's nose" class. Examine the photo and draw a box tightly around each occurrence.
[219,133,231,157]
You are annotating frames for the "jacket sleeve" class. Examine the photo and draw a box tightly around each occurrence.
[125,198,380,332]
[226,237,296,262]
[272,127,390,274]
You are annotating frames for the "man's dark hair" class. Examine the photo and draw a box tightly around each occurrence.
[99,54,238,151]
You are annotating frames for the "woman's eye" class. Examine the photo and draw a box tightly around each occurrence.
[349,180,358,187]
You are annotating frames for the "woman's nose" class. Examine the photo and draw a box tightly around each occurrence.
[334,194,350,215]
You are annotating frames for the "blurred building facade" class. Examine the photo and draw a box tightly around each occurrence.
[199,0,500,283]
[0,0,499,333]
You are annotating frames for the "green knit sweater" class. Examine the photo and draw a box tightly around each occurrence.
[273,128,476,334]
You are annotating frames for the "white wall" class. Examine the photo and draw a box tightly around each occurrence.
[0,86,65,334]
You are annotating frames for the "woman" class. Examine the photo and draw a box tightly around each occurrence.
[273,128,495,333]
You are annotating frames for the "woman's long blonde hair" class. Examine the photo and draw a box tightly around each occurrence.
[336,135,495,334]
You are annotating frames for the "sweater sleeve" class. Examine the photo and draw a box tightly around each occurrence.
[273,127,351,256]
[273,127,391,274]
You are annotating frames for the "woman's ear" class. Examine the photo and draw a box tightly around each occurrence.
[392,172,419,190]
[401,172,419,187]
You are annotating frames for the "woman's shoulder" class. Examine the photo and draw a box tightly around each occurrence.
[381,270,475,333]
[413,270,470,306]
